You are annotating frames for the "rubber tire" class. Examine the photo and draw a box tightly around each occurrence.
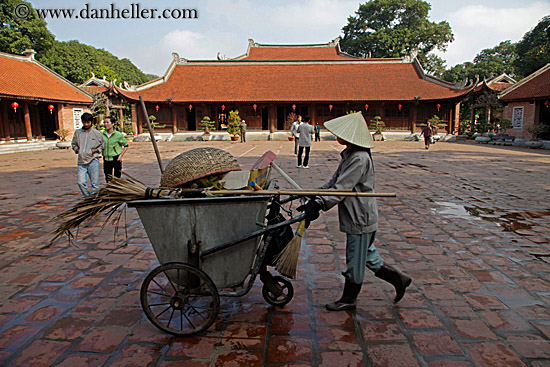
[140,262,219,337]
[262,275,294,306]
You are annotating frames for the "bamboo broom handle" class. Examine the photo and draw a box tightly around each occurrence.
[271,162,301,190]
[139,96,164,174]
[202,189,396,197]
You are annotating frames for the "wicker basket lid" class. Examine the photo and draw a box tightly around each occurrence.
[160,147,241,188]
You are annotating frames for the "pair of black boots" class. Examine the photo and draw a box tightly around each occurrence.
[326,264,412,311]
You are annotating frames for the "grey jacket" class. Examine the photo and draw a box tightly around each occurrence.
[318,147,378,234]
[71,127,104,165]
[297,123,314,147]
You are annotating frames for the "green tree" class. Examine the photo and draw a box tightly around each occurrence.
[442,41,518,83]
[40,39,155,85]
[515,15,550,78]
[92,63,119,82]
[227,110,241,137]
[0,0,55,57]
[341,0,453,65]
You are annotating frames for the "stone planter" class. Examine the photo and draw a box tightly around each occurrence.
[230,135,239,141]
[56,141,72,149]
[373,133,384,141]
[525,140,544,149]
[475,136,491,143]
[201,134,212,141]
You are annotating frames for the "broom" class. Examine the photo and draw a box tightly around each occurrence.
[50,176,177,242]
[274,219,306,279]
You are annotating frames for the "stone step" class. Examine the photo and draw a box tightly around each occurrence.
[0,141,57,155]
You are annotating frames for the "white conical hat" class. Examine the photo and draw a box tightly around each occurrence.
[323,112,375,148]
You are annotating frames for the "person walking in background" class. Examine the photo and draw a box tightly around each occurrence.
[72,112,104,196]
[420,122,433,150]
[102,116,129,182]
[290,115,302,154]
[296,115,314,168]
[314,121,321,142]
[239,119,247,142]
[296,112,412,311]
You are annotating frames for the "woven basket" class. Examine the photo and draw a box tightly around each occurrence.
[160,147,241,188]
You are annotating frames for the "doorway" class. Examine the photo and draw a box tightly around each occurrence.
[262,107,269,130]
[187,108,196,130]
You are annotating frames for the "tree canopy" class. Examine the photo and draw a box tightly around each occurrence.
[0,0,155,86]
[514,15,550,78]
[341,0,453,62]
[40,40,155,85]
[0,0,55,56]
[442,41,518,83]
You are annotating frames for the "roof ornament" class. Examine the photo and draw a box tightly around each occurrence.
[172,52,188,65]
[248,38,258,48]
[329,37,341,47]
[217,52,228,60]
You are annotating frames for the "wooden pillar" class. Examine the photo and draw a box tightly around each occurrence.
[133,103,142,134]
[0,101,5,139]
[118,108,123,122]
[171,105,177,134]
[131,103,139,134]
[56,104,63,130]
[269,104,277,132]
[31,103,41,137]
[411,105,418,134]
[23,102,33,141]
[454,102,461,134]
[310,103,317,126]
[1,102,10,140]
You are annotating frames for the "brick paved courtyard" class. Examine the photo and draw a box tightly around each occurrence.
[0,140,549,366]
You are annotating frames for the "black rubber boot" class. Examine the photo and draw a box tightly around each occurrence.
[375,264,412,303]
[325,280,362,311]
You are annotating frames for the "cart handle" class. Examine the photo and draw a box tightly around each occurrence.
[201,213,306,258]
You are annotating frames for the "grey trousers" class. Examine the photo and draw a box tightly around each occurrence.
[343,231,384,284]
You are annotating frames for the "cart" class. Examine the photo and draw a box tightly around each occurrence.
[127,188,304,337]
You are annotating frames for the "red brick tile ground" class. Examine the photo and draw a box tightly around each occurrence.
[1,140,549,366]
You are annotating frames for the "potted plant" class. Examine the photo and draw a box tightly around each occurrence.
[199,116,215,135]
[286,112,298,141]
[227,110,241,141]
[122,120,134,141]
[54,128,71,149]
[525,123,550,149]
[369,116,386,141]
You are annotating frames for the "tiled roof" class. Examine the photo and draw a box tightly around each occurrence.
[500,64,550,101]
[118,60,469,103]
[80,85,109,95]
[240,46,353,60]
[0,52,93,103]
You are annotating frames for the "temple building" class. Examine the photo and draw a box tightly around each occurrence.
[500,63,550,140]
[0,50,93,141]
[116,38,474,135]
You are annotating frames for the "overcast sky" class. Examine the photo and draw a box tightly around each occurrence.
[28,0,549,76]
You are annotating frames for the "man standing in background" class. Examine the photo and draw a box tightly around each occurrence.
[71,112,104,195]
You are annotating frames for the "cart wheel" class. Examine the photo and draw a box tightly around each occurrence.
[262,276,294,306]
[140,262,219,337]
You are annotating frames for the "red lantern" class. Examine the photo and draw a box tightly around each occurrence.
[329,104,333,111]
[436,103,441,111]
[155,105,159,112]
[545,100,550,108]
[48,104,54,114]
[364,104,369,110]
[253,104,257,112]
[11,102,19,113]
[398,104,402,111]
[292,104,296,111]
[188,104,193,111]
[221,105,225,111]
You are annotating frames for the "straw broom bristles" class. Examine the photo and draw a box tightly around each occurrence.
[275,219,306,279]
[50,176,171,243]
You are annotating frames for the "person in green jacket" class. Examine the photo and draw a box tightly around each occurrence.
[102,117,129,182]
